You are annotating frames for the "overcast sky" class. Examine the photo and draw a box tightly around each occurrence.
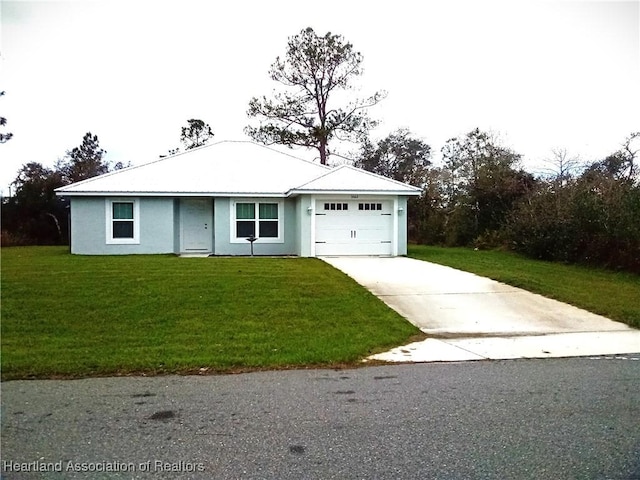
[1,0,638,194]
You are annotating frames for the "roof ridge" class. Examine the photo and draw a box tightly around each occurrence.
[291,163,421,192]
[56,140,330,192]
[338,164,422,189]
[244,142,332,169]
[55,143,221,191]
[56,140,336,196]
[291,163,340,190]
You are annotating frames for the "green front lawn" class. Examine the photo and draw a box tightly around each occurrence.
[408,245,640,329]
[1,247,419,380]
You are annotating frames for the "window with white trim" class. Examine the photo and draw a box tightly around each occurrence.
[106,199,140,244]
[231,200,283,243]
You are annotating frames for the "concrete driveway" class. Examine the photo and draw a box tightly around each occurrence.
[323,257,640,362]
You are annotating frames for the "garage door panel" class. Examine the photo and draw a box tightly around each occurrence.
[349,215,391,228]
[354,225,392,242]
[315,225,353,243]
[315,200,394,256]
[316,241,392,256]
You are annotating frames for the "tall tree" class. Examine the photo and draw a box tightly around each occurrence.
[2,163,66,244]
[246,27,385,165]
[180,119,214,150]
[355,129,431,185]
[0,91,13,143]
[57,132,109,184]
[440,128,533,244]
[355,129,432,242]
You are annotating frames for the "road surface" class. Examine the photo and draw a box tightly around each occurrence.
[2,357,639,479]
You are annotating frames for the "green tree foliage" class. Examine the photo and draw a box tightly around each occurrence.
[506,134,640,272]
[180,119,214,150]
[355,129,431,185]
[355,129,432,239]
[2,132,119,246]
[0,91,13,143]
[410,167,449,244]
[584,133,639,182]
[57,132,110,184]
[246,27,385,165]
[439,128,534,245]
[2,163,67,245]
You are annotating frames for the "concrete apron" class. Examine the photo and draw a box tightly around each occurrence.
[322,256,640,363]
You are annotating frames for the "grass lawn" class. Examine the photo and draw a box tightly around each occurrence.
[408,244,640,329]
[1,247,420,380]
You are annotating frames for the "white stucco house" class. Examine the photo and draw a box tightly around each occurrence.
[55,141,421,256]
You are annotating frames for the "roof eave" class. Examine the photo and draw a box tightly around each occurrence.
[287,189,421,196]
[56,191,288,198]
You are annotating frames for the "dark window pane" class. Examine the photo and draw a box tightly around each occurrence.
[359,203,363,210]
[113,221,134,238]
[330,203,335,210]
[113,202,133,220]
[343,203,348,210]
[337,203,342,210]
[259,221,278,237]
[324,203,329,210]
[237,221,255,237]
[377,203,382,210]
[365,203,370,210]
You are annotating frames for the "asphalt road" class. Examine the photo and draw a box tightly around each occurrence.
[2,357,639,479]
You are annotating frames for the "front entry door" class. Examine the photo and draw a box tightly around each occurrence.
[181,198,213,252]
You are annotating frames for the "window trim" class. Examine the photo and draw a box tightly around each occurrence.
[230,199,284,244]
[105,198,140,245]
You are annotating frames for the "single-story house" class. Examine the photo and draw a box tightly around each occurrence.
[55,140,421,256]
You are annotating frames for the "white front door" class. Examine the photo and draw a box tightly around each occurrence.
[181,198,213,252]
[315,199,394,256]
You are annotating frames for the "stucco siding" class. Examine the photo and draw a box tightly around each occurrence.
[69,194,408,256]
[296,195,313,257]
[397,196,409,255]
[70,197,175,255]
[173,199,181,253]
[70,197,103,254]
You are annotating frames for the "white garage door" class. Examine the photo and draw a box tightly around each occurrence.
[315,200,394,256]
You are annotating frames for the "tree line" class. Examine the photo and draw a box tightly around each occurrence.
[1,120,214,246]
[245,27,640,273]
[2,132,114,245]
[2,27,638,273]
[356,128,640,273]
